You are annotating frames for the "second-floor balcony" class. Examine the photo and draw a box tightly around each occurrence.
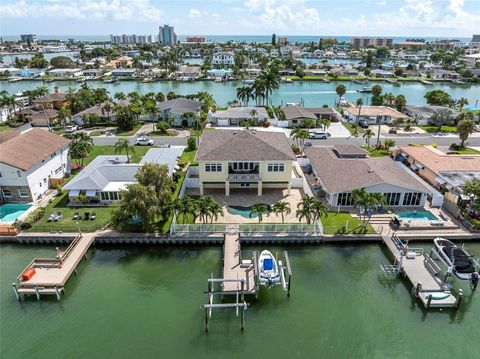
[227,173,261,182]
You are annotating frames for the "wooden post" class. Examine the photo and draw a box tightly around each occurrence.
[12,283,20,301]
[426,294,432,309]
[240,305,245,331]
[288,273,292,297]
[55,285,61,301]
[205,308,209,332]
[34,285,40,301]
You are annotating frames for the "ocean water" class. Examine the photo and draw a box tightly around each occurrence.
[1,243,479,358]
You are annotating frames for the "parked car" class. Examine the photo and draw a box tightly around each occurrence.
[358,120,369,129]
[309,131,331,140]
[65,124,79,133]
[136,136,154,146]
[475,125,480,132]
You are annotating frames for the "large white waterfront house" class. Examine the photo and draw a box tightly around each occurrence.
[0,128,70,203]
[212,52,235,66]
[195,130,297,196]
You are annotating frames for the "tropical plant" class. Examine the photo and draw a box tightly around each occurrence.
[363,128,374,148]
[236,86,254,106]
[384,139,396,151]
[424,90,453,107]
[249,203,270,223]
[351,188,386,228]
[302,118,315,129]
[67,132,93,167]
[335,84,346,106]
[57,107,71,128]
[186,136,197,151]
[272,201,291,223]
[457,118,475,148]
[290,128,310,151]
[114,138,136,163]
[115,105,138,131]
[318,118,331,131]
[429,108,453,132]
[455,97,469,111]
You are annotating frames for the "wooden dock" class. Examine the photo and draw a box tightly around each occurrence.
[382,233,462,309]
[13,233,95,300]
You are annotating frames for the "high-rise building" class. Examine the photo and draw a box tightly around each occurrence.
[20,34,37,44]
[350,37,393,48]
[110,34,152,44]
[158,25,177,45]
[472,35,480,43]
[186,36,205,43]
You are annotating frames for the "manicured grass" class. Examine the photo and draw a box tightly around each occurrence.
[146,130,178,136]
[79,145,151,166]
[28,192,111,232]
[363,146,392,157]
[343,122,365,135]
[320,211,376,235]
[452,147,480,155]
[116,123,144,136]
[419,126,457,133]
[179,149,197,166]
[89,130,104,136]
[0,123,14,132]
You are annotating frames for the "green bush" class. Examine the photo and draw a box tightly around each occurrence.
[56,185,63,196]
[26,207,45,223]
[19,221,33,230]
[156,120,170,134]
[186,136,197,151]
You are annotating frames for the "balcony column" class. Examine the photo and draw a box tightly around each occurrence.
[257,181,262,196]
[200,182,204,196]
[225,181,230,196]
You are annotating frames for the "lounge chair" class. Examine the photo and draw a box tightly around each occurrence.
[90,212,96,220]
[431,220,445,227]
[54,211,62,221]
[47,213,55,222]
[84,212,90,220]
[73,212,80,220]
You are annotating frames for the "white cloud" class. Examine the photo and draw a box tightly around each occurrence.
[0,0,164,21]
[376,1,386,5]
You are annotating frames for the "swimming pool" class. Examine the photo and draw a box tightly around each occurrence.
[397,210,437,221]
[228,205,272,218]
[0,204,32,223]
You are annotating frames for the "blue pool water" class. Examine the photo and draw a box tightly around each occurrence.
[397,210,437,221]
[228,205,272,218]
[0,204,31,222]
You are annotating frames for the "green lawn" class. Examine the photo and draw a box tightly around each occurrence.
[80,145,151,166]
[179,149,197,166]
[116,123,144,136]
[28,192,111,233]
[146,130,178,136]
[320,211,376,235]
[343,122,365,135]
[452,147,480,155]
[363,147,392,157]
[419,126,457,133]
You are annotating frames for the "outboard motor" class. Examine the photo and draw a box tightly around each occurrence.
[470,272,479,291]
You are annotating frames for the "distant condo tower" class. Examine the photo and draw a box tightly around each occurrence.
[350,37,393,48]
[186,36,205,43]
[159,24,177,45]
[472,34,480,43]
[20,34,37,44]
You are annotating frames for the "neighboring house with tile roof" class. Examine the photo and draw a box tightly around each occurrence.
[304,145,437,208]
[62,147,184,205]
[195,129,296,196]
[344,106,409,125]
[282,105,337,127]
[0,128,70,203]
[157,98,202,127]
[32,87,67,111]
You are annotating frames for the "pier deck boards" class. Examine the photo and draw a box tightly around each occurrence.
[16,233,95,296]
[223,232,255,293]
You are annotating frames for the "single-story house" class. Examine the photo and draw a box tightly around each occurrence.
[304,145,437,208]
[428,69,462,80]
[282,105,337,127]
[48,68,83,77]
[143,68,167,78]
[0,128,70,203]
[72,101,119,125]
[403,105,461,125]
[175,65,201,80]
[304,69,327,77]
[111,68,137,77]
[157,98,202,127]
[63,147,184,205]
[82,69,102,77]
[394,145,480,203]
[344,106,410,124]
[210,106,269,126]
[370,69,395,78]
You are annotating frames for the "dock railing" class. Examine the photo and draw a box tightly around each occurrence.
[170,223,227,236]
[239,222,322,236]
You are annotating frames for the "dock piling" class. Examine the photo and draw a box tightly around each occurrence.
[55,285,61,301]
[454,289,463,309]
[34,285,40,301]
[12,283,20,301]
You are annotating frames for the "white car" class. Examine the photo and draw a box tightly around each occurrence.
[309,131,331,140]
[136,137,154,146]
[65,125,79,133]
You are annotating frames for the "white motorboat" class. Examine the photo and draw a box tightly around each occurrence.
[258,250,280,286]
[434,238,478,283]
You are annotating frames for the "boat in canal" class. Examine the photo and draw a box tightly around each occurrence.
[258,250,280,286]
[434,238,479,283]
[357,86,372,93]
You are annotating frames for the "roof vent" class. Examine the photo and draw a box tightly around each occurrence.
[233,131,237,135]
[368,169,374,174]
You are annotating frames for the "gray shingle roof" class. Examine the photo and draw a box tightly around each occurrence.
[157,98,202,115]
[282,106,335,120]
[195,129,296,162]
[305,146,431,194]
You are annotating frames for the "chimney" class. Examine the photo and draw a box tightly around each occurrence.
[54,86,60,94]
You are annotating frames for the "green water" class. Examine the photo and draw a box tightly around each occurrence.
[1,243,480,358]
[1,80,479,107]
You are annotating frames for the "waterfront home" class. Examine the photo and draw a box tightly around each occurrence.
[156,98,202,127]
[304,69,327,77]
[370,69,395,78]
[422,69,462,80]
[103,56,133,69]
[110,68,137,77]
[48,68,83,78]
[304,145,437,208]
[82,69,102,77]
[344,106,409,125]
[142,68,166,78]
[72,101,121,125]
[63,147,184,206]
[465,53,480,68]
[0,128,70,203]
[394,146,480,204]
[0,67,45,78]
[195,130,296,196]
[212,52,234,66]
[403,105,461,125]
[210,107,269,126]
[17,107,59,127]
[32,87,67,111]
[175,65,201,80]
[282,105,337,128]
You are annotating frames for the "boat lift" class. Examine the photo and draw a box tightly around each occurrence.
[253,250,293,296]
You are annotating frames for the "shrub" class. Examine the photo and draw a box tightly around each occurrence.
[263,121,270,128]
[186,136,197,151]
[19,221,32,230]
[56,185,63,196]
[156,120,170,134]
[449,143,460,151]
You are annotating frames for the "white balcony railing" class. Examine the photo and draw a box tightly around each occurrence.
[227,173,261,182]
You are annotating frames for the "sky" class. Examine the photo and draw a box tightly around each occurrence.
[0,0,478,38]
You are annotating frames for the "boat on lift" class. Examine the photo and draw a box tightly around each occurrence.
[434,238,479,286]
[258,250,280,286]
[357,86,372,93]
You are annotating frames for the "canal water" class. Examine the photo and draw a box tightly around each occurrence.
[1,243,479,358]
[1,80,479,107]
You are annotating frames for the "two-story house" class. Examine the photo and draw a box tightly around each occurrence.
[212,52,235,66]
[195,130,296,196]
[32,87,67,111]
[0,129,70,203]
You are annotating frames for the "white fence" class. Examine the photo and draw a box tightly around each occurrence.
[239,222,323,236]
[184,166,200,189]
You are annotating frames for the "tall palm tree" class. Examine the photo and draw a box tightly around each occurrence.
[363,128,374,149]
[114,138,136,163]
[310,200,328,222]
[249,203,269,223]
[67,132,93,167]
[252,79,266,106]
[457,118,475,148]
[57,107,71,128]
[197,196,213,224]
[249,108,258,124]
[456,97,469,111]
[335,84,346,107]
[208,200,224,223]
[272,201,291,223]
[296,196,315,224]
[291,128,310,151]
[144,98,158,132]
[258,67,280,106]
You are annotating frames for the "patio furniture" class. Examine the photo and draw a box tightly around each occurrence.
[73,212,80,220]
[91,212,96,220]
[430,220,445,227]
[84,212,90,220]
[54,212,63,221]
[47,213,55,222]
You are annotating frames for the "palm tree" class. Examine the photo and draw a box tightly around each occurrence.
[363,129,374,149]
[318,118,331,131]
[351,189,386,229]
[249,108,258,124]
[236,86,252,106]
[252,79,266,106]
[291,128,310,151]
[249,203,269,223]
[67,132,93,167]
[456,97,469,111]
[144,98,158,132]
[272,201,291,223]
[114,138,136,163]
[208,200,224,224]
[335,84,346,107]
[114,92,126,101]
[57,107,71,128]
[258,67,280,106]
[310,200,328,222]
[296,196,315,224]
[197,196,214,224]
[457,118,475,148]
